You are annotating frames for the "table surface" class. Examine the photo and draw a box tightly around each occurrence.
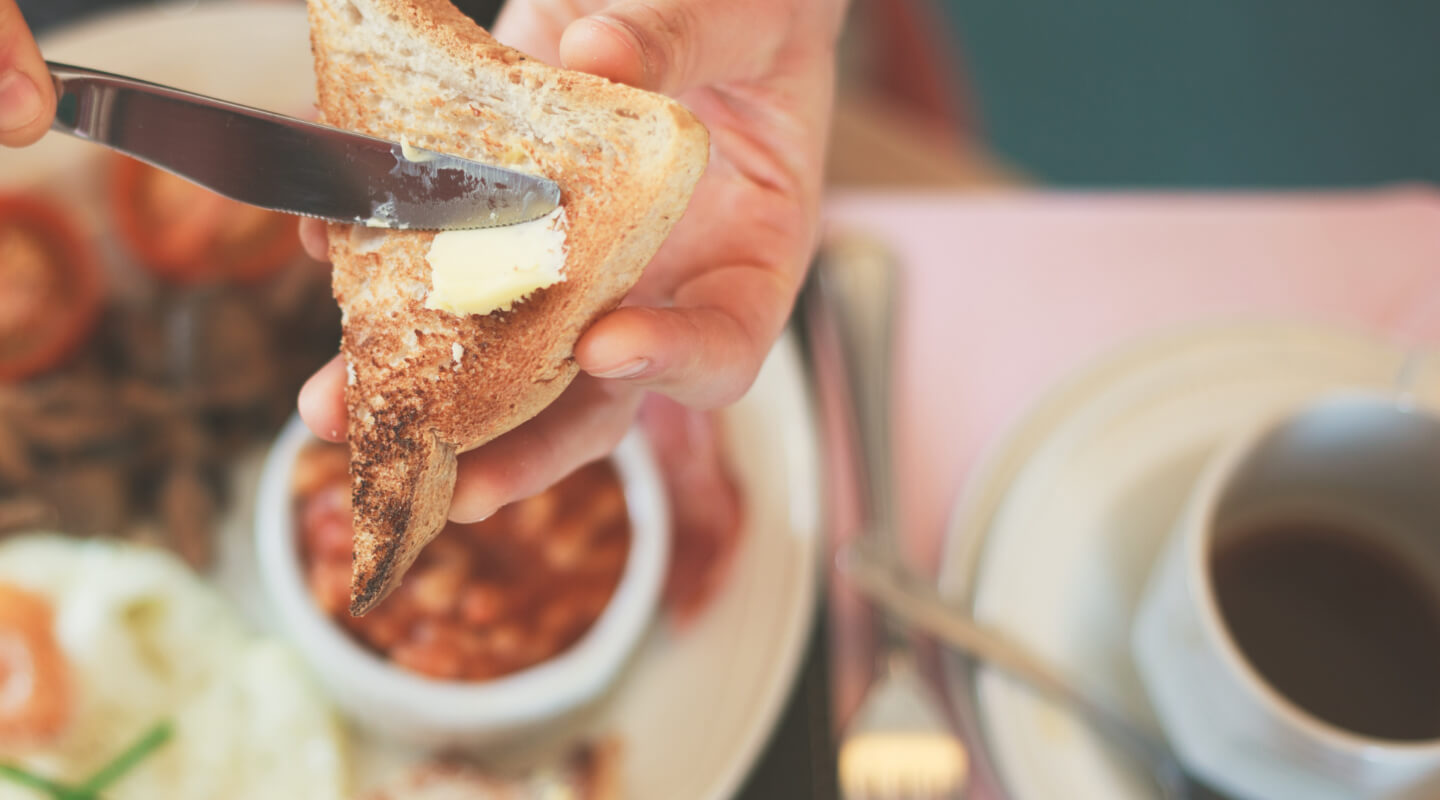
[50,4,1438,798]
[820,186,1440,799]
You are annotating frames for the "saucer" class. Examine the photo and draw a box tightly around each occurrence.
[935,322,1440,800]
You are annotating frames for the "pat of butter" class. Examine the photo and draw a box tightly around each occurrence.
[399,135,437,163]
[424,207,568,316]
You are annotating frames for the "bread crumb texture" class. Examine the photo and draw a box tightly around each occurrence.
[307,0,707,614]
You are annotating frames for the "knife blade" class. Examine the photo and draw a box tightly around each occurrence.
[46,61,561,231]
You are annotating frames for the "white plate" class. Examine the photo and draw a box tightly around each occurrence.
[6,5,822,798]
[935,322,1440,800]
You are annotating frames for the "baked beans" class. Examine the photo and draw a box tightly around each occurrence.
[293,442,631,681]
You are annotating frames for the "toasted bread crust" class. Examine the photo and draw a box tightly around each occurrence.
[358,736,623,798]
[308,0,708,613]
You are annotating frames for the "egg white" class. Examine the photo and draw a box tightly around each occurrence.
[0,535,349,800]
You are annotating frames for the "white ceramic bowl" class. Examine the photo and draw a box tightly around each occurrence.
[254,414,670,749]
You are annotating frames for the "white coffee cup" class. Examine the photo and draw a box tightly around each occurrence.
[1133,393,1440,800]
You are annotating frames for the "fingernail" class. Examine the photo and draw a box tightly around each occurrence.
[0,72,42,132]
[588,358,651,380]
[450,508,494,525]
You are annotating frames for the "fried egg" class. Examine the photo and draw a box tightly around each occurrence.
[0,534,348,800]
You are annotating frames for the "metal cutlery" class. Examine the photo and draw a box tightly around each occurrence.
[841,536,1232,800]
[807,232,969,800]
[46,61,560,231]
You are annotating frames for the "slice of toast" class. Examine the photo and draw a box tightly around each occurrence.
[307,0,708,615]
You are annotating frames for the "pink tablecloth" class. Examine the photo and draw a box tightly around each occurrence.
[817,187,1440,772]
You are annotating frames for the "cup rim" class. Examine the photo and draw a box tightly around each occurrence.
[1185,390,1440,755]
[254,413,670,733]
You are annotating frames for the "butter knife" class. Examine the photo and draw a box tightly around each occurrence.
[46,61,560,231]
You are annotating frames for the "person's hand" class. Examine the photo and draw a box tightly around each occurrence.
[299,0,846,522]
[0,0,55,146]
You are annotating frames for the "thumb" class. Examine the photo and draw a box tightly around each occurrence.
[0,0,53,147]
[557,0,787,95]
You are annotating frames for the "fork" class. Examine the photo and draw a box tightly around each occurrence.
[807,232,968,800]
[840,536,1228,800]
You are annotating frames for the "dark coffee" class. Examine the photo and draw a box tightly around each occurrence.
[1210,518,1440,741]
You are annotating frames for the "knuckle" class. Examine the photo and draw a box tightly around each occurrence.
[674,321,765,408]
[709,357,763,407]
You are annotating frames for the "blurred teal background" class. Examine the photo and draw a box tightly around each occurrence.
[24,1,1440,189]
[934,0,1440,187]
